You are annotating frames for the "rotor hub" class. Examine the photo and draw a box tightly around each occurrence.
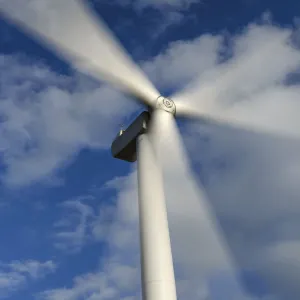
[155,96,176,115]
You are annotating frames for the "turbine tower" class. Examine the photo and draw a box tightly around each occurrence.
[111,104,178,300]
[1,1,299,300]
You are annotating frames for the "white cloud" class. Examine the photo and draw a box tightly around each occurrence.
[173,23,300,138]
[39,264,139,300]
[187,127,300,299]
[39,272,117,300]
[41,173,140,300]
[6,260,56,279]
[256,241,300,298]
[144,34,222,90]
[52,180,138,253]
[0,55,137,186]
[54,197,95,253]
[0,260,56,298]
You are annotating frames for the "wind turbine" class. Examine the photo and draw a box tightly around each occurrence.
[0,1,299,300]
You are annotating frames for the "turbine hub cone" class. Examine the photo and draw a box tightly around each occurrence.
[155,96,176,115]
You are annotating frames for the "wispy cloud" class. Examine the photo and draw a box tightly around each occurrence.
[39,266,138,300]
[0,55,136,187]
[53,192,119,254]
[43,173,141,300]
[53,197,95,253]
[0,260,56,298]
[144,33,222,89]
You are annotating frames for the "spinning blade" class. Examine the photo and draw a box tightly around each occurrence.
[0,0,159,106]
[173,81,300,140]
[148,109,247,295]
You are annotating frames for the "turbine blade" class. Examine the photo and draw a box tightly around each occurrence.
[0,0,159,106]
[173,83,300,140]
[148,109,247,296]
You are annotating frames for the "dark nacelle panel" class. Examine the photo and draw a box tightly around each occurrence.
[111,111,150,162]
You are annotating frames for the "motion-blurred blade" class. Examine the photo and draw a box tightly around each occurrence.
[173,85,300,140]
[148,109,248,297]
[0,0,159,106]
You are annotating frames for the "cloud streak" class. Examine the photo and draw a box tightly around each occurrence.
[0,55,136,186]
[0,260,56,298]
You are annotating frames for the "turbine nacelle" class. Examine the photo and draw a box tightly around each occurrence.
[111,111,150,162]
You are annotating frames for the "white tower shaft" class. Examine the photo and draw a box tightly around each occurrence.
[137,133,177,300]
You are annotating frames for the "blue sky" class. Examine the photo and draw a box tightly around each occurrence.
[0,0,300,299]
